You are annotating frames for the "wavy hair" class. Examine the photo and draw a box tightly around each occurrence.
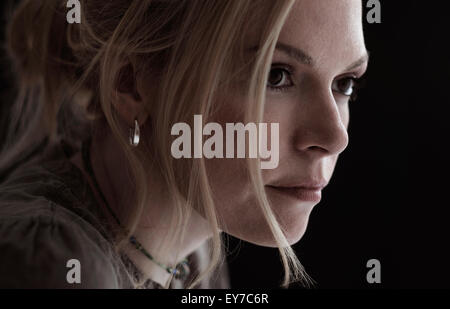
[0,0,313,288]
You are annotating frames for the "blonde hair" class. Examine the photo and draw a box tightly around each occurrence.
[1,0,313,288]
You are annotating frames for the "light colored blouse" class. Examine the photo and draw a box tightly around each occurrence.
[0,139,230,288]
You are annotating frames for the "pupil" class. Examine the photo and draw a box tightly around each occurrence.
[339,79,352,93]
[269,69,283,86]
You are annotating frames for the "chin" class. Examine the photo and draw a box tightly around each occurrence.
[279,213,311,246]
[284,217,310,246]
[231,212,312,248]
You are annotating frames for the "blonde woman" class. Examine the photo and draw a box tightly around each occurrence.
[0,0,368,289]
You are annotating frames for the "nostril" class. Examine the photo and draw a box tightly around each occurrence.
[308,145,321,151]
[307,145,328,153]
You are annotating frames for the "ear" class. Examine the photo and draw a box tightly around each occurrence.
[112,62,149,128]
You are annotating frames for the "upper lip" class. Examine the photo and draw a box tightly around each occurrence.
[266,179,329,190]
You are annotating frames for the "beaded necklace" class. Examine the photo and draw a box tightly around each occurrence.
[80,137,190,280]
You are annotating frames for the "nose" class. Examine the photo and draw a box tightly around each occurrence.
[293,90,349,157]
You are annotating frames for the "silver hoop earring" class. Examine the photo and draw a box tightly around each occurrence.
[129,119,140,147]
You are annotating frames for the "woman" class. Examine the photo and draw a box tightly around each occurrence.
[0,0,368,289]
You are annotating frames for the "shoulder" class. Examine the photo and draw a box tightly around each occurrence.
[0,199,121,288]
[0,141,133,288]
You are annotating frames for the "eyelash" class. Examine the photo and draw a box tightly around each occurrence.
[266,63,365,102]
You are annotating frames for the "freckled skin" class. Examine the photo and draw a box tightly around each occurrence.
[206,0,368,247]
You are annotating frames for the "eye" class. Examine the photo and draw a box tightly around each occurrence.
[332,77,358,97]
[267,66,294,92]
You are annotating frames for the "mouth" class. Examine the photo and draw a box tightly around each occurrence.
[266,185,322,202]
[265,180,328,203]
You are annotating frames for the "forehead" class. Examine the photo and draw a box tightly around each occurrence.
[279,0,366,70]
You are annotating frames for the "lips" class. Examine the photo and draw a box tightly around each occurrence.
[265,180,328,203]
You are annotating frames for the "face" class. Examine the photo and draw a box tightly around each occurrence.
[205,0,368,247]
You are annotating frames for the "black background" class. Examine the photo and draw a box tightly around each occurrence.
[1,1,449,289]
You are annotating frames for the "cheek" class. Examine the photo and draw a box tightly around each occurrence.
[203,96,256,217]
[204,154,270,240]
[202,96,272,238]
[205,158,252,206]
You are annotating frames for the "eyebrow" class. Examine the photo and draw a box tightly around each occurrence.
[275,42,314,66]
[275,42,369,72]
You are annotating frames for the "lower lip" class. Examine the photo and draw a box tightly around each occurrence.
[266,186,322,203]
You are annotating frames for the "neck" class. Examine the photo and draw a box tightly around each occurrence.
[70,129,214,287]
